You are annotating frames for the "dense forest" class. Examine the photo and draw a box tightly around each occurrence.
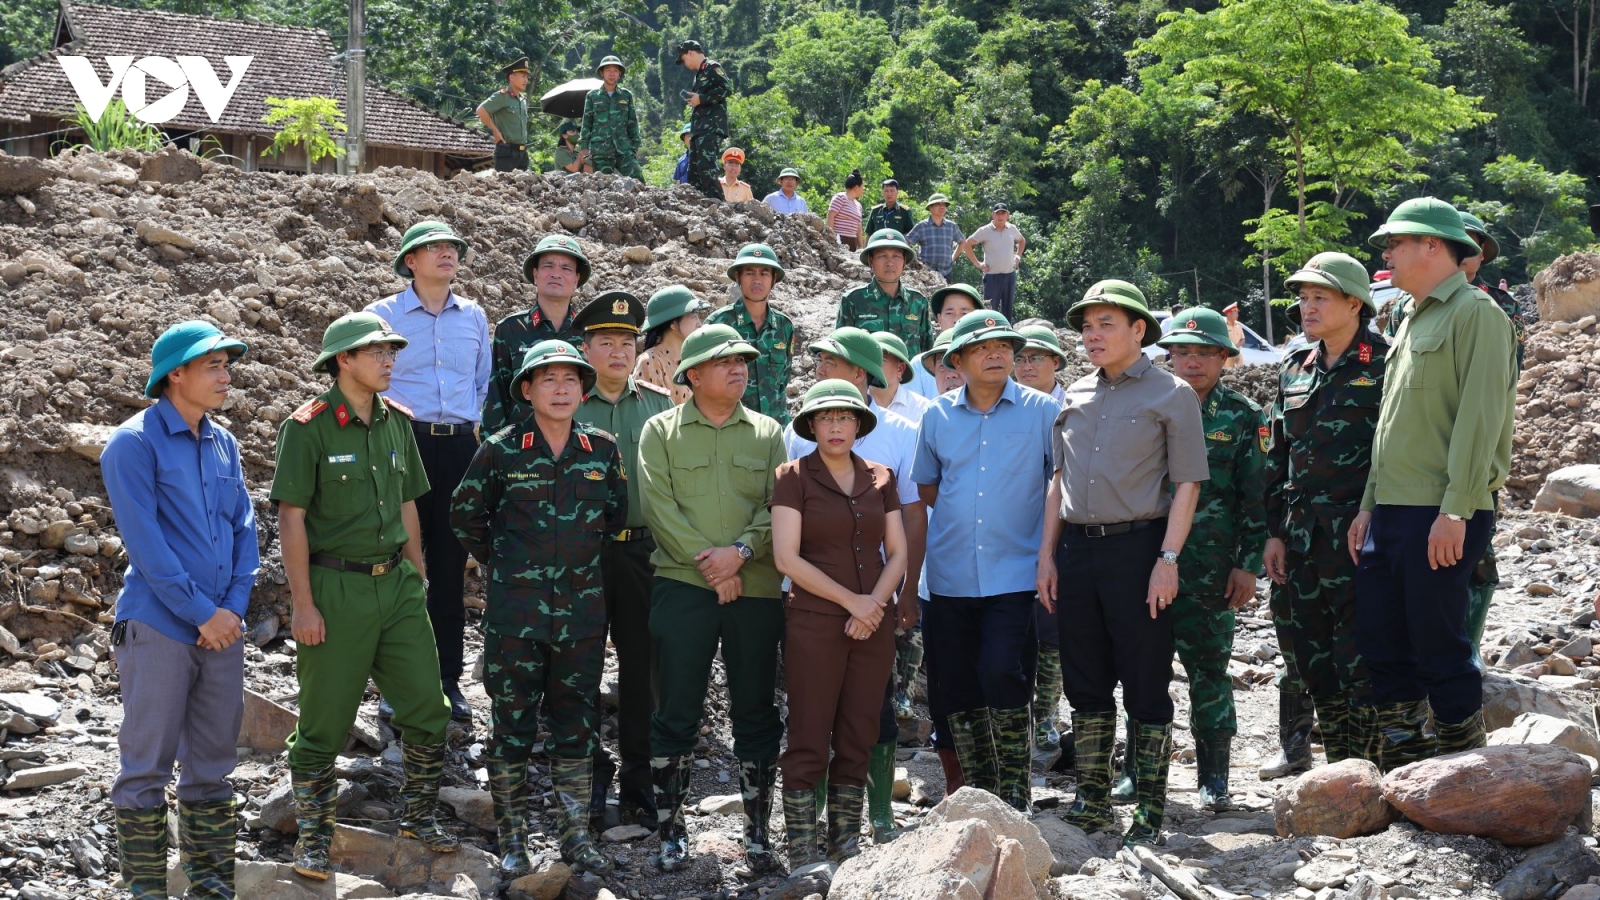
[5,0,1599,331]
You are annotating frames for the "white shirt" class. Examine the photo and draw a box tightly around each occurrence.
[883,386,933,422]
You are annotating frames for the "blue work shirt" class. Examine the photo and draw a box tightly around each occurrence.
[365,286,492,424]
[913,380,1057,597]
[101,399,259,644]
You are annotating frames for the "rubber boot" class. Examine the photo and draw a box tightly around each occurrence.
[1063,711,1116,833]
[396,742,459,852]
[1193,734,1231,812]
[115,805,169,899]
[1122,721,1173,847]
[1257,689,1316,779]
[1110,715,1137,804]
[652,755,693,872]
[486,756,532,877]
[990,706,1033,813]
[550,757,615,875]
[1031,645,1064,753]
[1347,700,1380,764]
[812,771,828,858]
[590,748,617,833]
[1375,699,1438,773]
[737,758,778,874]
[824,782,866,864]
[865,742,899,842]
[290,765,337,880]
[1436,709,1487,756]
[947,708,997,795]
[783,788,825,870]
[179,797,236,899]
[893,629,924,718]
[1466,582,1493,673]
[937,747,964,795]
[1313,694,1350,764]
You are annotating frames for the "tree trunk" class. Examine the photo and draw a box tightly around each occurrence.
[1262,177,1277,344]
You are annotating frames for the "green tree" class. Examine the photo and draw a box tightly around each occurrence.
[262,96,347,174]
[1470,153,1595,276]
[770,8,891,133]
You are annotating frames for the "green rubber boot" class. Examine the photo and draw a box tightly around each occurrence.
[824,782,866,864]
[1123,721,1173,847]
[1466,583,1493,673]
[947,708,998,795]
[1193,734,1231,812]
[115,805,169,899]
[550,757,615,875]
[1110,715,1137,804]
[1313,695,1351,764]
[486,756,532,877]
[783,788,824,870]
[179,797,237,899]
[737,757,778,873]
[865,742,899,842]
[1032,645,1064,752]
[1063,711,1116,833]
[1436,709,1487,756]
[290,765,337,881]
[1375,699,1438,773]
[990,706,1033,813]
[652,755,693,872]
[397,742,460,852]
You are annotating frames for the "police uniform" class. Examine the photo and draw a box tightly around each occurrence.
[484,236,591,434]
[480,57,532,171]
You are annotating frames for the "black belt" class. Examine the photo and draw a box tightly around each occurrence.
[613,527,652,542]
[498,142,527,151]
[1067,518,1161,539]
[311,552,402,576]
[412,421,472,437]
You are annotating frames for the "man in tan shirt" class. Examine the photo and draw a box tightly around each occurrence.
[1223,302,1245,369]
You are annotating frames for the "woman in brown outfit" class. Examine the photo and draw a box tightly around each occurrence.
[772,380,907,872]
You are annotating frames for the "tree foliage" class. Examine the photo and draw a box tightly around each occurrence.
[261,96,346,173]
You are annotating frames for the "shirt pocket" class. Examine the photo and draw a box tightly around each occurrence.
[316,464,369,518]
[732,453,770,500]
[216,474,247,516]
[574,479,611,532]
[672,454,712,497]
[1404,334,1445,390]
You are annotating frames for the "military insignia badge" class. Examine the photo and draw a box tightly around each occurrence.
[583,470,604,480]
[522,431,537,450]
[1206,429,1231,442]
[1186,320,1199,330]
[984,317,996,327]
[612,298,629,314]
[577,433,593,453]
[1258,424,1271,453]
[334,404,350,427]
[1350,376,1377,387]
[1358,343,1372,364]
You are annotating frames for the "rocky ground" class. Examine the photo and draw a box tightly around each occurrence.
[0,149,1598,899]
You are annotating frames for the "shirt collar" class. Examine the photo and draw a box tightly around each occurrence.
[585,378,643,404]
[153,397,211,438]
[324,384,387,428]
[955,378,1020,412]
[803,448,875,497]
[398,284,459,314]
[1425,270,1472,304]
[683,397,750,429]
[1098,354,1152,384]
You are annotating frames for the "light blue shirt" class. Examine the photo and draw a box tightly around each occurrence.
[365,286,492,424]
[783,398,921,506]
[913,380,1058,597]
[905,351,943,401]
[763,190,810,215]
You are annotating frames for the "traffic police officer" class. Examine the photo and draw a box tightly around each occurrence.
[477,56,532,171]
[837,229,933,358]
[484,235,591,433]
[581,55,643,179]
[706,244,797,424]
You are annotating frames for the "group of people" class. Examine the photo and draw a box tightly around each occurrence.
[101,189,1517,897]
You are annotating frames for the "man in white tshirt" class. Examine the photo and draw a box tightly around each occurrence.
[959,204,1027,319]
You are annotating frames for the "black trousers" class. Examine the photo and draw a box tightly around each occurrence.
[411,427,477,686]
[1356,504,1494,724]
[924,591,1037,715]
[597,537,657,796]
[492,143,529,171]
[1057,522,1174,724]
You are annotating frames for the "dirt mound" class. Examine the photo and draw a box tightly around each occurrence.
[1534,252,1600,322]
[1507,316,1600,505]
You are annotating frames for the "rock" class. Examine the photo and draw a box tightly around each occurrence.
[600,823,651,842]
[1294,856,1356,889]
[1482,671,1595,736]
[0,154,61,195]
[830,818,1036,900]
[135,220,198,250]
[1032,815,1098,876]
[61,423,117,462]
[893,766,911,801]
[1559,635,1594,659]
[66,834,104,877]
[438,787,495,831]
[3,761,89,790]
[1548,653,1580,675]
[1535,465,1600,517]
[330,824,497,894]
[17,885,68,900]
[238,688,299,752]
[67,157,138,186]
[61,532,98,556]
[246,615,281,647]
[1381,744,1591,845]
[0,692,60,723]
[138,149,202,184]
[1274,760,1396,838]
[506,860,572,900]
[689,830,745,862]
[173,859,395,898]
[1563,887,1600,900]
[38,520,74,550]
[697,793,744,816]
[446,873,479,899]
[621,245,654,264]
[1493,833,1600,900]
[921,786,1052,885]
[259,781,296,833]
[1491,712,1600,761]
[1530,582,1560,597]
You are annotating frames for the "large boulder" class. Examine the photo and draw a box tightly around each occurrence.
[1535,252,1600,322]
[1482,672,1597,737]
[829,818,1038,900]
[1380,744,1591,846]
[238,689,300,752]
[1274,760,1397,838]
[1492,834,1600,900]
[0,154,60,196]
[920,787,1052,886]
[1534,465,1600,518]
[329,825,498,894]
[1489,711,1600,762]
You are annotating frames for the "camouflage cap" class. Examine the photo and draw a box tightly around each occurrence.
[1065,280,1162,347]
[313,311,407,374]
[522,234,592,286]
[1156,306,1238,357]
[794,379,878,442]
[513,339,596,398]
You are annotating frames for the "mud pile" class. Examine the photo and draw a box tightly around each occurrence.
[1508,316,1600,505]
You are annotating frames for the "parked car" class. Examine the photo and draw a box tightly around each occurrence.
[1141,311,1284,366]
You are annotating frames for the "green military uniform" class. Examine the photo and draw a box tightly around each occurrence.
[707,247,798,424]
[677,40,732,199]
[866,202,914,237]
[553,122,583,173]
[483,236,591,434]
[450,340,626,877]
[480,57,532,172]
[581,57,643,179]
[838,230,932,357]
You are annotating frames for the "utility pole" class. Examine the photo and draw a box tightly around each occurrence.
[346,0,366,173]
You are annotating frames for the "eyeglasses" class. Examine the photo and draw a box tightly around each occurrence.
[812,412,859,425]
[1167,346,1225,359]
[1016,353,1052,366]
[359,346,400,361]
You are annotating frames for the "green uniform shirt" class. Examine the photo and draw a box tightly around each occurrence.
[484,304,584,435]
[1387,279,1525,371]
[836,281,932,358]
[576,377,672,529]
[554,146,581,171]
[580,87,641,156]
[705,301,797,425]
[638,400,785,597]
[1362,271,1516,518]
[269,386,429,561]
[480,89,530,146]
[1179,383,1268,600]
[865,204,914,237]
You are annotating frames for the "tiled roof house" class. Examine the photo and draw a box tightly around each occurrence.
[0,1,493,175]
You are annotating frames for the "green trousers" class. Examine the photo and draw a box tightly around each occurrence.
[1171,594,1237,738]
[287,560,451,771]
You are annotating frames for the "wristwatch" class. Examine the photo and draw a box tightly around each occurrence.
[1444,513,1464,522]
[1158,550,1179,567]
[733,541,754,561]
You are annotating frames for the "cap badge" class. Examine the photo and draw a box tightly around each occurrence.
[984,317,996,327]
[612,298,629,314]
[1186,320,1198,330]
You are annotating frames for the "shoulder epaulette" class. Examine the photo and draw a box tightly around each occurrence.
[638,380,672,397]
[291,399,327,424]
[383,397,415,419]
[580,423,617,446]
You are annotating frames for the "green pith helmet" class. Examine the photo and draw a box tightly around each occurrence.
[942,309,1026,368]
[673,323,760,385]
[1065,280,1162,347]
[312,311,408,374]
[794,378,878,442]
[924,193,951,210]
[726,243,786,284]
[145,320,248,397]
[1367,197,1476,256]
[809,326,887,389]
[1018,324,1068,369]
[393,220,471,278]
[522,234,592,286]
[572,290,646,334]
[1156,307,1238,357]
[778,168,800,180]
[595,55,627,77]
[871,331,916,384]
[859,228,915,266]
[1285,252,1374,315]
[930,283,983,316]
[930,328,955,352]
[1458,211,1499,264]
[678,123,692,137]
[643,284,712,332]
[513,340,597,398]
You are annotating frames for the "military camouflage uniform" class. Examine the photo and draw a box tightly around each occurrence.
[484,306,583,434]
[580,87,643,179]
[835,282,932,358]
[865,204,914,237]
[686,60,731,199]
[705,301,797,425]
[1264,334,1389,762]
[450,420,626,764]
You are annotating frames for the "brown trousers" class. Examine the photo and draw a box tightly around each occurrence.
[780,605,895,791]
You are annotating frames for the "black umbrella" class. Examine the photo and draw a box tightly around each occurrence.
[539,78,604,119]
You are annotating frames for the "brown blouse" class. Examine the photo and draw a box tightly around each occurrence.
[633,344,692,406]
[772,451,901,616]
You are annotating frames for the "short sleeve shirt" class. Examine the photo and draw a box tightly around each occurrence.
[771,452,901,616]
[965,223,1024,274]
[479,89,529,145]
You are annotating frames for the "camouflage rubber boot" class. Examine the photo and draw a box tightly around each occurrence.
[396,742,460,852]
[590,748,617,833]
[549,757,616,876]
[1110,715,1138,804]
[1435,709,1487,757]
[893,629,924,718]
[115,805,169,899]
[1123,721,1173,847]
[812,772,829,858]
[946,708,997,795]
[1193,734,1231,812]
[1375,700,1438,773]
[1466,582,1493,673]
[1063,711,1116,833]
[1258,689,1316,779]
[486,756,532,877]
[1347,700,1381,764]
[783,788,824,870]
[1031,645,1063,752]
[823,782,866,864]
[1313,695,1351,764]
[865,742,899,842]
[737,757,778,873]
[178,797,237,899]
[652,755,693,872]
[989,706,1033,814]
[289,765,337,880]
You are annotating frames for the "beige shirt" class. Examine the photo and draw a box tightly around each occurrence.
[721,179,753,202]
[965,222,1024,274]
[1225,320,1246,368]
[633,345,692,406]
[1053,355,1209,524]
